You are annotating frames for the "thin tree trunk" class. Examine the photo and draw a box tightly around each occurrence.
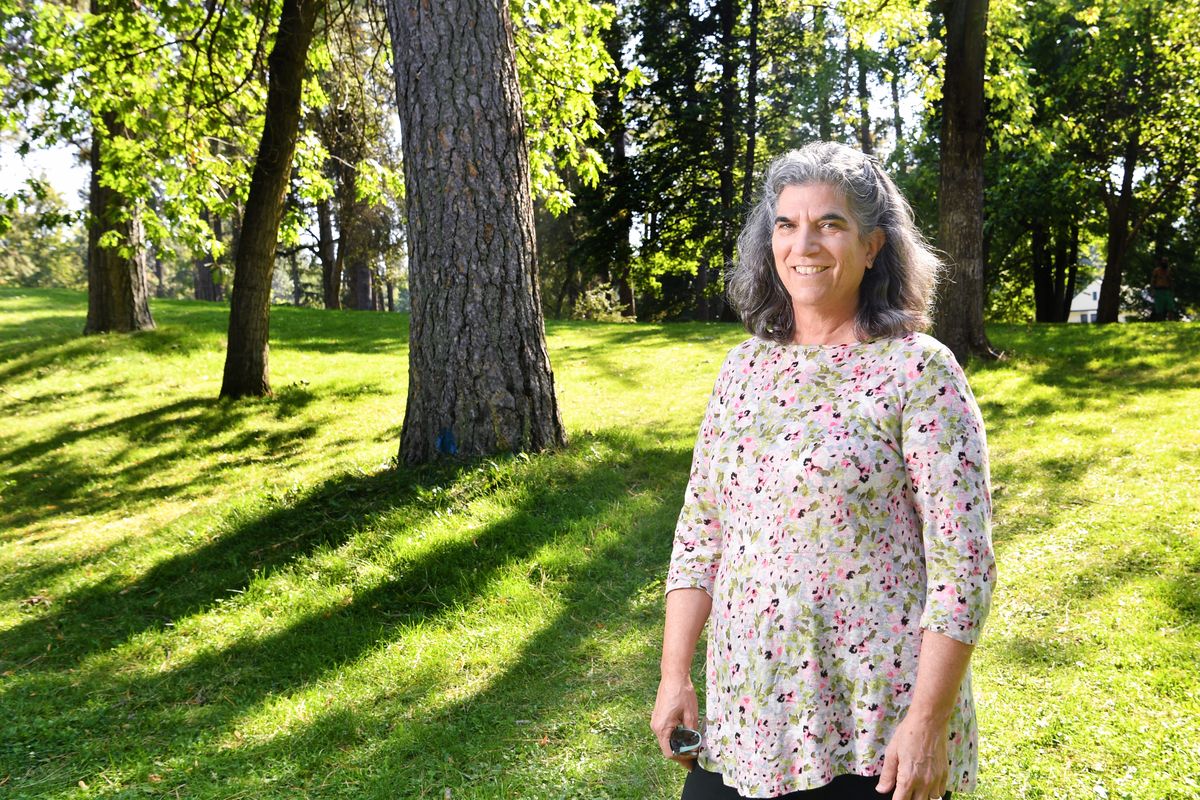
[841,36,853,141]
[932,0,996,362]
[1060,223,1079,322]
[1051,220,1069,319]
[741,0,760,209]
[715,0,738,322]
[84,110,155,334]
[890,64,906,176]
[385,0,567,464]
[603,16,635,319]
[220,0,324,397]
[815,7,832,141]
[288,249,303,305]
[1097,132,1139,323]
[857,46,873,154]
[1031,220,1055,322]
[212,214,226,301]
[317,197,340,308]
[195,210,219,301]
[345,225,372,310]
[153,254,164,298]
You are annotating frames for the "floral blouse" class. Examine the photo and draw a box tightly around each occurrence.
[666,332,997,798]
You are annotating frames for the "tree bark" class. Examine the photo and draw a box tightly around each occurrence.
[1097,131,1139,323]
[317,197,341,308]
[84,111,155,334]
[220,0,324,397]
[932,0,996,363]
[385,0,567,464]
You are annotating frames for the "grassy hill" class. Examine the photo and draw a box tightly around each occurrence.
[1,287,1197,799]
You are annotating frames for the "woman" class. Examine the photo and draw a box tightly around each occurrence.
[651,142,997,800]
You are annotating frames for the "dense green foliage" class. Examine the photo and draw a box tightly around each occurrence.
[1,287,1197,797]
[2,1,1199,321]
[0,183,82,287]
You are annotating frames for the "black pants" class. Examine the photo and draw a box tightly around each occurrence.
[681,763,952,800]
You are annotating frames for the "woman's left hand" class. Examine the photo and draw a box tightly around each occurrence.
[874,712,949,800]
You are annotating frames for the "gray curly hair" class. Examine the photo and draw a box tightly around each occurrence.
[726,141,941,343]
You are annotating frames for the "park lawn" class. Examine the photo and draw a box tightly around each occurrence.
[0,286,1197,800]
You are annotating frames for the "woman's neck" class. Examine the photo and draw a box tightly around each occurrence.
[790,313,860,346]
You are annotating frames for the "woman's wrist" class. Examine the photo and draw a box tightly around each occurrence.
[659,664,694,683]
[904,704,953,728]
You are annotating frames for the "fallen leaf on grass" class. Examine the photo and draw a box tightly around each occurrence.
[20,594,52,608]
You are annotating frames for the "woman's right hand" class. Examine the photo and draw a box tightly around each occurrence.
[651,675,700,770]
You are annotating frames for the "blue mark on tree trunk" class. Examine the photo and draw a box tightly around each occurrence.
[436,427,458,455]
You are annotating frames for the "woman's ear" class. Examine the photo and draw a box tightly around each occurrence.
[867,228,885,265]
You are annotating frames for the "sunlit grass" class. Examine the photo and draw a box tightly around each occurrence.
[1,287,1197,799]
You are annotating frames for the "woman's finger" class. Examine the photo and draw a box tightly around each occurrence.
[876,746,898,793]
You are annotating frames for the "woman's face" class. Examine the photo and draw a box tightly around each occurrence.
[771,183,884,325]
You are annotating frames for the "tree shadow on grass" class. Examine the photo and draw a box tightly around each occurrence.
[989,632,1089,670]
[1162,554,1200,624]
[987,452,1099,547]
[0,432,686,798]
[545,318,744,350]
[196,494,681,799]
[0,392,326,538]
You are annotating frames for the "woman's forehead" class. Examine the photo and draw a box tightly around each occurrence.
[775,183,853,216]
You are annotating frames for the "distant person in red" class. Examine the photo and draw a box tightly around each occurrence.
[1151,258,1177,321]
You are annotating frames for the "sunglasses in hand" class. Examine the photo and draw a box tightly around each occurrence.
[669,725,702,757]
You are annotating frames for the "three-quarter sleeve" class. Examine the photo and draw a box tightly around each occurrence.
[665,352,735,598]
[901,346,997,645]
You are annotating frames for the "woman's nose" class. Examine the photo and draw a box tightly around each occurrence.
[791,227,819,257]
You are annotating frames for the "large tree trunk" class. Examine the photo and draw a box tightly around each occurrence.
[220,0,324,397]
[1097,132,1139,323]
[84,111,155,334]
[932,0,996,363]
[317,197,341,308]
[385,0,567,465]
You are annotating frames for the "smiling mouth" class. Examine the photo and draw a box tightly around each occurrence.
[790,265,831,275]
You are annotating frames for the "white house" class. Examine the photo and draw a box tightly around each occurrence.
[1068,278,1133,322]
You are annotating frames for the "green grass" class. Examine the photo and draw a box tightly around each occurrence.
[0,286,1197,799]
